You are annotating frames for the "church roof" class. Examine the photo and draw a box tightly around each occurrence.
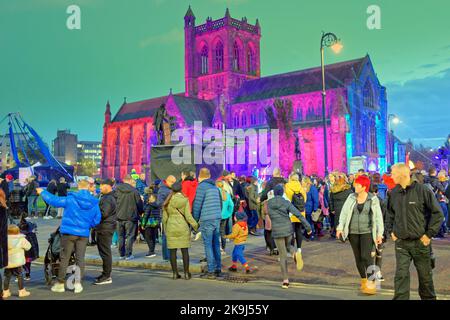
[112,95,169,122]
[111,93,216,126]
[232,56,368,104]
[172,95,216,126]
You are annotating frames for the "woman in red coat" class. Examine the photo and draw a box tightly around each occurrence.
[181,171,198,211]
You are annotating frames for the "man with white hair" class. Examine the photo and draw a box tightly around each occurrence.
[386,163,444,300]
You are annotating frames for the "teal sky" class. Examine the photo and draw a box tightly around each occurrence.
[1,0,449,148]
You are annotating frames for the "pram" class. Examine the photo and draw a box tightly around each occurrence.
[43,227,75,285]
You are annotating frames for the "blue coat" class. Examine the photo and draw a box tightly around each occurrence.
[41,190,101,238]
[305,185,319,215]
[192,179,222,223]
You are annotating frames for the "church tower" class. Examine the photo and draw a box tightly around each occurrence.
[184,7,261,102]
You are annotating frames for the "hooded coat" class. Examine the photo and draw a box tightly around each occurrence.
[162,193,198,249]
[41,190,101,238]
[285,180,307,222]
[182,177,198,211]
[114,183,143,222]
[6,233,31,269]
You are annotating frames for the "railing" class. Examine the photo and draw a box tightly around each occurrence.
[195,18,258,35]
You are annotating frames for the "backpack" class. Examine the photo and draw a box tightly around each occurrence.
[291,192,305,212]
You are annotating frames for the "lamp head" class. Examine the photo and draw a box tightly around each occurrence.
[331,41,343,54]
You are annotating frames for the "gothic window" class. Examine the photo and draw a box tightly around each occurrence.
[370,115,378,154]
[259,112,265,125]
[247,46,255,74]
[250,113,257,125]
[215,42,224,72]
[233,42,241,71]
[200,45,208,75]
[234,113,239,127]
[241,113,247,127]
[363,81,375,109]
[296,106,302,121]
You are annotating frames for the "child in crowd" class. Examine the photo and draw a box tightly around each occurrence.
[141,194,160,257]
[225,211,254,274]
[2,225,32,299]
[18,217,39,280]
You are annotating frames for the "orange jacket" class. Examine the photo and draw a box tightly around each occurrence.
[225,221,248,245]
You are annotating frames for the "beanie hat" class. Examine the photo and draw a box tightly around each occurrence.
[355,175,371,192]
[236,211,247,221]
[273,184,284,196]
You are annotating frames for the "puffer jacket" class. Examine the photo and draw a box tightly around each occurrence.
[285,180,307,222]
[162,192,198,249]
[225,221,248,244]
[267,196,312,238]
[305,185,319,215]
[193,179,223,223]
[182,177,198,210]
[156,181,172,207]
[6,234,31,269]
[41,190,101,238]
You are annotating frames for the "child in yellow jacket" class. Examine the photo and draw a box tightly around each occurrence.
[225,211,253,273]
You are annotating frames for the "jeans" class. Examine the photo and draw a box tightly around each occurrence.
[232,244,247,265]
[117,220,137,257]
[27,196,38,217]
[247,210,258,230]
[306,213,315,235]
[200,220,222,273]
[58,235,88,283]
[96,230,114,278]
[220,219,228,250]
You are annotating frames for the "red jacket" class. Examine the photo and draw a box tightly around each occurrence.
[182,178,198,211]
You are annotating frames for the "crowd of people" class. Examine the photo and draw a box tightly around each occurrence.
[0,164,448,299]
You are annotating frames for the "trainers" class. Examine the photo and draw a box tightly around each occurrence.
[24,275,31,281]
[93,277,112,285]
[51,282,65,293]
[125,255,135,261]
[74,283,83,293]
[281,282,289,289]
[200,272,216,280]
[2,289,11,299]
[228,266,237,272]
[18,289,31,298]
[119,256,126,260]
[294,250,304,271]
[145,253,156,258]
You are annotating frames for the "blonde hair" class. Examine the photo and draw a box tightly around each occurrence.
[78,180,90,189]
[8,225,20,235]
[215,181,227,201]
[289,173,299,182]
[392,163,411,175]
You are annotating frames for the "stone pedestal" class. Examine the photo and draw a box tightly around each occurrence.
[163,122,171,145]
[293,160,303,175]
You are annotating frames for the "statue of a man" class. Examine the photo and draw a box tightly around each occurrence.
[153,104,167,145]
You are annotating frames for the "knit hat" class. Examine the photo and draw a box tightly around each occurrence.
[273,184,284,196]
[236,211,247,221]
[355,175,371,192]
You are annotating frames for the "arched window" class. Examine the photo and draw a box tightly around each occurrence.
[234,114,239,127]
[200,45,208,75]
[259,112,265,125]
[296,106,302,121]
[247,47,255,74]
[250,113,257,125]
[233,42,240,71]
[363,81,375,109]
[215,42,224,72]
[241,113,247,127]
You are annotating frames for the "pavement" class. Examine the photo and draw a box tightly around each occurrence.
[19,215,450,298]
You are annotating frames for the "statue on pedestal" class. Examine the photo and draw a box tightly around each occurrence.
[295,135,301,160]
[153,104,168,145]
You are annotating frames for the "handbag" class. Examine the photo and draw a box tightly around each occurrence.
[311,208,322,222]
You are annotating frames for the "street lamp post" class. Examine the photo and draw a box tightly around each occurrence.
[388,114,400,165]
[320,32,343,177]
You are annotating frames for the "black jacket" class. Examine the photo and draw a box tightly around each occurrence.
[114,183,143,222]
[47,182,58,195]
[57,182,70,197]
[0,206,8,268]
[386,181,444,240]
[329,188,353,217]
[425,176,445,194]
[24,181,38,197]
[97,192,117,231]
[230,179,245,199]
[260,177,287,202]
[0,180,10,200]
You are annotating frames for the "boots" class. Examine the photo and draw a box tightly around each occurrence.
[361,279,377,295]
[360,278,368,291]
[172,272,181,280]
[18,289,31,298]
